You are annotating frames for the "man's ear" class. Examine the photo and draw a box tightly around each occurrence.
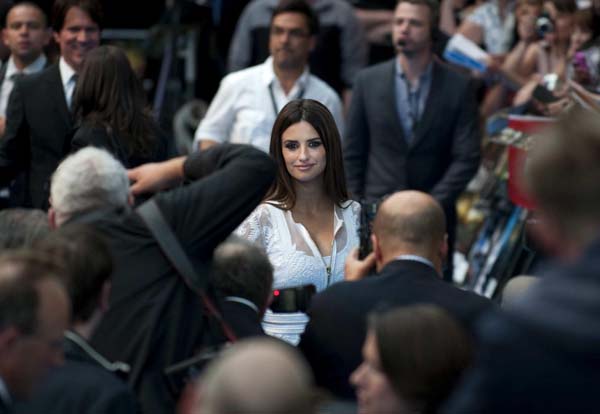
[48,207,58,229]
[372,234,382,266]
[440,233,449,262]
[0,326,21,354]
[99,281,111,313]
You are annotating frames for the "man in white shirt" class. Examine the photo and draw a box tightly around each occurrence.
[0,2,51,137]
[194,0,343,153]
[0,0,102,209]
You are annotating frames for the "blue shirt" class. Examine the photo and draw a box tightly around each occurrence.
[395,59,433,142]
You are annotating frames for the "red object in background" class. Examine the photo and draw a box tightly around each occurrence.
[506,116,555,209]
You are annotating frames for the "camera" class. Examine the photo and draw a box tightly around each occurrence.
[536,12,554,37]
[269,284,316,313]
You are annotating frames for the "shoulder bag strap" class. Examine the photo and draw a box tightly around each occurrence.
[137,199,237,342]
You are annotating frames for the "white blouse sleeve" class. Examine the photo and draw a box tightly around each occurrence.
[235,204,273,250]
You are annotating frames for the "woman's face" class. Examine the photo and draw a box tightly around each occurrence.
[351,330,409,414]
[543,2,573,44]
[281,120,326,184]
[571,25,592,52]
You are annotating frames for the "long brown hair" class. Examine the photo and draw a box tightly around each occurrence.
[72,45,157,157]
[265,99,348,210]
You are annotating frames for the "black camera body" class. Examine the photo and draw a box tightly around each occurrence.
[536,12,554,37]
[269,284,316,313]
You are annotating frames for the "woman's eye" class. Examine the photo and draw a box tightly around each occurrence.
[284,142,298,150]
[308,140,322,148]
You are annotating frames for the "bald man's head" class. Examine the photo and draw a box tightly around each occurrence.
[196,338,315,414]
[372,191,446,269]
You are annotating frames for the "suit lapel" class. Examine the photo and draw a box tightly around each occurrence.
[45,64,71,127]
[381,60,409,151]
[410,59,444,148]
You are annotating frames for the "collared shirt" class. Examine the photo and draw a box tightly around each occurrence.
[394,254,436,270]
[0,374,11,408]
[224,296,259,313]
[395,59,433,143]
[58,57,78,109]
[0,54,47,117]
[193,56,344,152]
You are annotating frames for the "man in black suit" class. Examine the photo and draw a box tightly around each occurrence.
[48,144,276,413]
[344,0,480,279]
[444,111,600,414]
[0,0,101,209]
[0,251,70,414]
[210,236,274,339]
[0,2,51,209]
[298,191,493,400]
[14,225,137,414]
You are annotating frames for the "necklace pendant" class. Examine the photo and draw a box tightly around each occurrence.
[326,266,331,276]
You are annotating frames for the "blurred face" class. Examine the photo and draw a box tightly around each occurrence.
[2,5,50,66]
[571,25,592,52]
[543,2,573,44]
[7,279,69,398]
[351,331,406,414]
[281,120,326,184]
[53,6,100,72]
[392,2,432,57]
[269,12,314,72]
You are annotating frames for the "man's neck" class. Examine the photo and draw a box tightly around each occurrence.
[273,64,304,95]
[398,50,432,85]
[12,55,38,72]
[378,248,441,275]
[71,310,102,341]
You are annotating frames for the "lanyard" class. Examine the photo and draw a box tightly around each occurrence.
[268,80,308,117]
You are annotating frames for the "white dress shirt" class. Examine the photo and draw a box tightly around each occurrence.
[193,57,344,153]
[0,54,47,117]
[58,57,78,109]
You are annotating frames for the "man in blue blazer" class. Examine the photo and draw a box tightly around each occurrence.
[344,0,480,279]
[0,0,101,210]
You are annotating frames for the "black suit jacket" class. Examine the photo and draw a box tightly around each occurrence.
[0,63,72,209]
[344,58,480,210]
[298,259,493,399]
[84,145,275,414]
[14,332,137,414]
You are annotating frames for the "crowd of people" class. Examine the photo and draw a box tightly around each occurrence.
[0,0,599,413]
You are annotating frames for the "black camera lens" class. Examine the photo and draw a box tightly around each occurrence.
[536,12,554,36]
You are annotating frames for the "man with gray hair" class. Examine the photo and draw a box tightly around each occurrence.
[48,147,130,227]
[194,337,315,414]
[48,144,276,413]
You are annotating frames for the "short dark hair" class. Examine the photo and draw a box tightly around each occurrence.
[396,0,440,33]
[548,0,577,13]
[210,236,273,315]
[35,224,112,323]
[3,2,48,28]
[0,250,65,335]
[271,0,319,35]
[51,0,103,32]
[369,304,472,414]
[0,209,50,250]
[73,45,157,157]
[266,99,348,210]
[526,110,600,244]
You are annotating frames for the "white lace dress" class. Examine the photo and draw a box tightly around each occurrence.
[236,200,361,344]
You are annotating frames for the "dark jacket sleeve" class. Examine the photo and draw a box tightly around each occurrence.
[154,143,276,258]
[0,79,29,186]
[344,71,370,199]
[429,78,481,208]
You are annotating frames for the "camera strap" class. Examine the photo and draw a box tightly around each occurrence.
[137,199,238,343]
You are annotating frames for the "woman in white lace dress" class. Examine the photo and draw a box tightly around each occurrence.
[236,99,360,344]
